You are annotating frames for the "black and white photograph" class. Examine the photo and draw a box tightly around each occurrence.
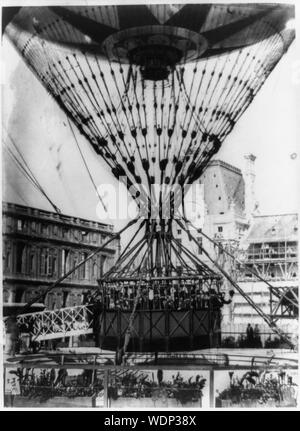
[1,1,299,413]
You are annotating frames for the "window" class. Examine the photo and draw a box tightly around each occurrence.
[81,252,88,279]
[177,229,182,235]
[16,243,25,273]
[4,243,11,271]
[5,216,13,232]
[47,252,54,276]
[218,226,223,233]
[218,196,221,201]
[3,289,10,303]
[93,262,98,278]
[40,248,51,275]
[61,249,70,275]
[42,224,48,236]
[63,228,69,239]
[73,256,78,279]
[53,256,57,275]
[17,219,23,231]
[30,254,35,273]
[100,255,106,277]
[5,251,10,271]
[44,250,49,274]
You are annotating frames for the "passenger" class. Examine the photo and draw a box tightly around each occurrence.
[109,297,115,310]
[182,284,188,298]
[148,287,154,310]
[178,298,184,310]
[170,285,176,301]
[128,285,133,300]
[168,298,174,310]
[184,298,190,309]
[202,285,209,308]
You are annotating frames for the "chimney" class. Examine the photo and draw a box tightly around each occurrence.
[243,154,257,219]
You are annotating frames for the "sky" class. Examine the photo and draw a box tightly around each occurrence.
[1,20,300,236]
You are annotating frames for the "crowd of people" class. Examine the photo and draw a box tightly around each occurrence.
[87,283,234,312]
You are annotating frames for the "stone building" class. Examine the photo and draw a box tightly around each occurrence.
[200,158,250,246]
[175,154,298,332]
[2,202,120,315]
[175,158,250,271]
[233,213,298,324]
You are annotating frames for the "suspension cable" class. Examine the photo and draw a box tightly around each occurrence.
[67,117,107,213]
[2,131,61,215]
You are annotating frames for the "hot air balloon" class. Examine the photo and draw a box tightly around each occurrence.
[4,4,295,352]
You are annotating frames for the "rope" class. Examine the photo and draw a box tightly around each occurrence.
[2,132,61,215]
[67,117,107,213]
[122,277,142,354]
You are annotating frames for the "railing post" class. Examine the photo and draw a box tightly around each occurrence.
[189,309,194,349]
[91,356,96,385]
[209,368,214,408]
[165,310,170,352]
[104,369,109,408]
[139,310,144,352]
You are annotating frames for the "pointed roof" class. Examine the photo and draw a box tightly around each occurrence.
[246,213,298,243]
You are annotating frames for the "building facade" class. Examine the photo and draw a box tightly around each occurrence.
[200,158,250,247]
[175,158,249,274]
[176,155,298,330]
[2,202,120,313]
[233,213,298,325]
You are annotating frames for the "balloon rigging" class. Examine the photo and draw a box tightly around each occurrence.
[3,4,296,349]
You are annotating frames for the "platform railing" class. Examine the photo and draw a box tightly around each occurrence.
[16,305,94,341]
[5,351,298,369]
